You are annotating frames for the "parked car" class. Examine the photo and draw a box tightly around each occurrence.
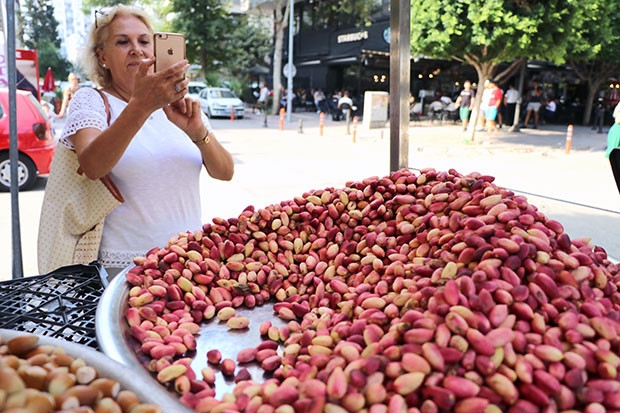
[0,89,57,191]
[198,87,245,119]
[187,81,208,100]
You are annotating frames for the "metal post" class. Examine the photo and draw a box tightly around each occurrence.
[286,0,294,123]
[6,0,23,278]
[510,60,527,132]
[389,0,411,172]
[345,110,351,134]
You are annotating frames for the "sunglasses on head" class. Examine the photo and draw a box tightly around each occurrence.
[94,6,144,29]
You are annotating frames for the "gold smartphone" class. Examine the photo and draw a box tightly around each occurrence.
[153,32,186,72]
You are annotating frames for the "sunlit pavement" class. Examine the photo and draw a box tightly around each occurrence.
[2,110,618,281]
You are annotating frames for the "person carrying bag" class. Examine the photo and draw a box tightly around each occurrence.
[38,5,234,278]
[38,90,124,274]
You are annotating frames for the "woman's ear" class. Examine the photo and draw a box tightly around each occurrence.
[96,49,106,67]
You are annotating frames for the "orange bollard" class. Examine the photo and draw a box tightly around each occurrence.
[352,116,358,143]
[319,112,325,136]
[565,124,573,154]
[279,107,285,131]
[230,106,235,121]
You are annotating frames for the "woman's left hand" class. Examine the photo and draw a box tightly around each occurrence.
[163,97,205,139]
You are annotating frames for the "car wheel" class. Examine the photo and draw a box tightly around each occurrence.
[237,116,244,119]
[207,108,213,118]
[0,152,38,192]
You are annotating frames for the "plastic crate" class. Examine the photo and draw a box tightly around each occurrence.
[0,263,106,349]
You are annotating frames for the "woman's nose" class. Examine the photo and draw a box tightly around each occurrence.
[129,42,144,56]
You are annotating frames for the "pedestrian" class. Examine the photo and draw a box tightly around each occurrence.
[592,97,606,134]
[522,83,544,129]
[455,80,475,131]
[606,102,620,159]
[476,80,491,131]
[37,4,235,277]
[314,88,326,114]
[257,81,270,113]
[543,95,557,125]
[503,84,520,127]
[337,91,354,120]
[56,72,81,118]
[484,79,503,134]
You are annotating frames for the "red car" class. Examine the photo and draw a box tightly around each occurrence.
[0,89,57,191]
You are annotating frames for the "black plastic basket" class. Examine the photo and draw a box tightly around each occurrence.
[0,263,105,349]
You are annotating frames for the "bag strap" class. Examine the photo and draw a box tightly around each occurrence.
[93,88,111,125]
[75,88,124,203]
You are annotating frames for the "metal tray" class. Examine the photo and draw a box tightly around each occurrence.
[0,328,188,411]
[96,266,287,402]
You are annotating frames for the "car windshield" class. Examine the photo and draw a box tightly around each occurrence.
[210,89,236,99]
[189,85,206,94]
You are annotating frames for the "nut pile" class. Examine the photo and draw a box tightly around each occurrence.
[124,167,620,412]
[0,333,162,412]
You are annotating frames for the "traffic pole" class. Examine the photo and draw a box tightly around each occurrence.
[279,107,285,131]
[319,112,325,136]
[565,124,573,154]
[230,106,235,121]
[352,116,358,143]
[345,110,351,134]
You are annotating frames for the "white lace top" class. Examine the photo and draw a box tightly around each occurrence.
[61,88,208,269]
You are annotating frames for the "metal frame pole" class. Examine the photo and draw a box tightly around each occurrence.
[286,0,293,122]
[5,0,24,278]
[389,0,411,172]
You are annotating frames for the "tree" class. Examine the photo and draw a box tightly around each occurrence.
[37,38,72,79]
[410,0,581,141]
[270,0,289,115]
[269,0,376,115]
[18,0,61,49]
[170,0,233,78]
[17,0,72,80]
[565,0,620,125]
[225,14,273,78]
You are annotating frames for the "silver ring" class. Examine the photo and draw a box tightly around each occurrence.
[175,84,182,93]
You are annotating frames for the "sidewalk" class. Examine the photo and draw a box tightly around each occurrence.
[1,111,618,281]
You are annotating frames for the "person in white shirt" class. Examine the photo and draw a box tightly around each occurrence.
[543,95,557,124]
[257,81,270,112]
[39,5,235,278]
[337,91,354,120]
[503,84,520,126]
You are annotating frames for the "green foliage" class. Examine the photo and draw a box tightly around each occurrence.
[224,14,272,78]
[204,72,222,87]
[224,77,244,98]
[36,38,73,79]
[566,0,620,63]
[170,0,232,72]
[17,0,72,81]
[410,0,577,66]
[18,0,61,49]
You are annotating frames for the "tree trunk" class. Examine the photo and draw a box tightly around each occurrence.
[583,81,601,126]
[271,0,289,116]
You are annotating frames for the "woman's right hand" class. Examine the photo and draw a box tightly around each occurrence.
[132,57,190,111]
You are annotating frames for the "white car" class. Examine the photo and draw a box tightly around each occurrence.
[187,81,207,100]
[198,87,245,119]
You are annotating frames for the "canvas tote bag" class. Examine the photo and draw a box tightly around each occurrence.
[37,89,124,274]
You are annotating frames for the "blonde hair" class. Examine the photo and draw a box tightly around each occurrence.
[81,5,153,88]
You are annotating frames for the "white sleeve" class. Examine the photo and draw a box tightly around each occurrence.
[59,88,108,149]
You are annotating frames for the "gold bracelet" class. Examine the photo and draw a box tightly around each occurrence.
[193,131,210,146]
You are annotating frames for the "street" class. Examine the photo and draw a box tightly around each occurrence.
[1,111,619,281]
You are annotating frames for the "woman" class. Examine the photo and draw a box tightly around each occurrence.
[57,72,81,118]
[41,5,234,277]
